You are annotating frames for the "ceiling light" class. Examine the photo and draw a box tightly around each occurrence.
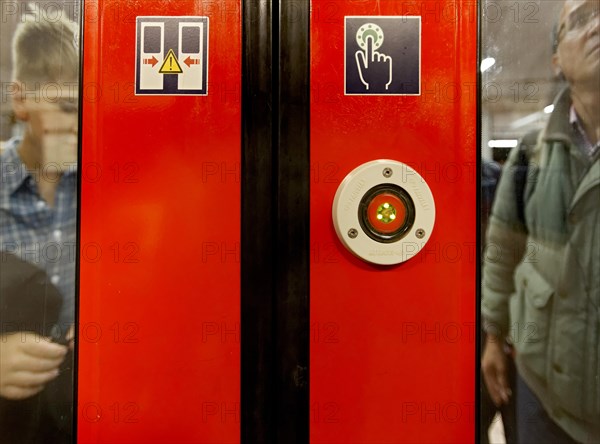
[480,57,496,72]
[488,139,518,148]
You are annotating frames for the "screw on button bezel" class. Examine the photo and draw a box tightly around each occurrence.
[358,183,416,244]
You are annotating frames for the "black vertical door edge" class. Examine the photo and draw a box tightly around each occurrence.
[241,0,275,441]
[275,0,310,441]
[74,0,86,442]
[241,0,310,441]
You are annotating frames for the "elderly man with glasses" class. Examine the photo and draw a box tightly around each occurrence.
[482,1,599,443]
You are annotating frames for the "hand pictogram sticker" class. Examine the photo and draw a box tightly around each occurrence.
[345,16,421,96]
[136,16,209,95]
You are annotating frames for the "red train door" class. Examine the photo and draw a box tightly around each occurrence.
[310,1,478,442]
[76,0,476,442]
[78,1,241,442]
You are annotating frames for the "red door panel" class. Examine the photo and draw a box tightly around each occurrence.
[78,1,241,442]
[311,1,477,442]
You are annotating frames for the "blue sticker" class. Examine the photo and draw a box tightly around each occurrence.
[135,16,209,96]
[345,17,421,96]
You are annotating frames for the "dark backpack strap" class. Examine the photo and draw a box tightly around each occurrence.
[514,130,539,228]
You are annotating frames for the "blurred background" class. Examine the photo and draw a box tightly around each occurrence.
[481,0,564,163]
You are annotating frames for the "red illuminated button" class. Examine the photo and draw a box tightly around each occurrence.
[366,192,407,234]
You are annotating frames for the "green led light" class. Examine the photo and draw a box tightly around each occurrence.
[376,202,396,224]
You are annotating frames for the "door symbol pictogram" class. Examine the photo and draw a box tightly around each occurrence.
[136,16,209,95]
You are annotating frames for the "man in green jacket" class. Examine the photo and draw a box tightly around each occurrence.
[482,0,599,442]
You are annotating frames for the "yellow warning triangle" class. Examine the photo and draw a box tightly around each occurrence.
[159,49,183,74]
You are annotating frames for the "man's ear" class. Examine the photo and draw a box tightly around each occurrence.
[11,82,29,121]
[551,53,564,81]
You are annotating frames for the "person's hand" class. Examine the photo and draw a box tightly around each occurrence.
[482,334,512,406]
[0,332,68,400]
[66,325,75,351]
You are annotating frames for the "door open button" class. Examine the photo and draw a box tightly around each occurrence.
[332,160,435,265]
[359,184,415,243]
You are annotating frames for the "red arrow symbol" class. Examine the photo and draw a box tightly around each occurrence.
[184,56,200,67]
[143,56,158,67]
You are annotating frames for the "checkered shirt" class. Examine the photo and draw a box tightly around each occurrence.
[570,105,600,158]
[1,138,77,326]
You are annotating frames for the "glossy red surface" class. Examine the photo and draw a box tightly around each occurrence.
[78,1,241,442]
[311,1,478,442]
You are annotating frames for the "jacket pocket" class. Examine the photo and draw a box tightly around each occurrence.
[509,261,553,380]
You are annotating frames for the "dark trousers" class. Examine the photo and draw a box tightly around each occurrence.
[516,373,580,444]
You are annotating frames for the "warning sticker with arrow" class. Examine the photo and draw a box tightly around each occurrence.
[135,16,209,95]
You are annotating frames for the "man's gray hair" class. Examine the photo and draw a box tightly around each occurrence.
[12,4,79,86]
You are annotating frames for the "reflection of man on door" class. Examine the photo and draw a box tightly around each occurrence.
[0,7,78,443]
[482,0,599,442]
